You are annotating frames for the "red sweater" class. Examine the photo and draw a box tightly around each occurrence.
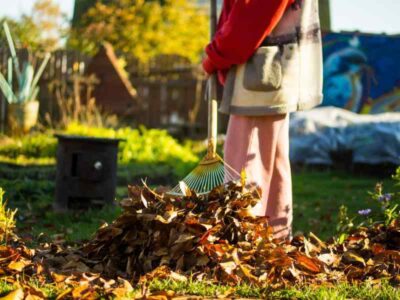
[203,0,294,84]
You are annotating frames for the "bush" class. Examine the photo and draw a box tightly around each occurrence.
[0,135,57,159]
[65,123,199,178]
[0,124,199,178]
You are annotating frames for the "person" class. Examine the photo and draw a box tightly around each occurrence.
[202,0,323,239]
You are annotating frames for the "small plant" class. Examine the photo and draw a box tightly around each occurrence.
[368,181,399,226]
[0,188,17,244]
[336,167,400,240]
[336,205,355,244]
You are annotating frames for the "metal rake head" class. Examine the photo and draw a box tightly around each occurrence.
[168,153,241,196]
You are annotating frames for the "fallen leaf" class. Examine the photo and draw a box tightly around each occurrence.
[7,260,30,272]
[220,261,237,275]
[179,181,192,197]
[318,253,340,267]
[0,289,24,300]
[294,252,322,273]
[342,251,366,267]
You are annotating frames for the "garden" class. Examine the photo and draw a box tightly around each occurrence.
[0,123,399,299]
[0,0,400,299]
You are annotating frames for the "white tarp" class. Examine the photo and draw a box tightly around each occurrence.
[290,107,400,165]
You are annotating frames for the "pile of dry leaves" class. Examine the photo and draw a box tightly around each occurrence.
[1,181,400,298]
[43,182,400,287]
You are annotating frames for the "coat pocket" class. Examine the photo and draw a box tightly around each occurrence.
[243,46,283,92]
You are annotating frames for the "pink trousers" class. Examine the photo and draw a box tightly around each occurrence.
[224,114,292,239]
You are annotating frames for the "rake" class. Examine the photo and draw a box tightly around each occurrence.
[168,0,240,196]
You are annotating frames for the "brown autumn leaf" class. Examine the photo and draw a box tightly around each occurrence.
[140,192,149,208]
[51,272,68,283]
[309,232,326,249]
[265,248,292,268]
[62,261,91,273]
[55,288,72,300]
[345,265,365,281]
[0,246,19,264]
[293,252,322,274]
[179,181,192,197]
[199,224,223,244]
[7,259,31,272]
[236,207,255,219]
[0,288,24,300]
[342,251,366,267]
[170,271,188,282]
[231,248,258,282]
[318,253,340,267]
[371,243,386,256]
[173,234,196,245]
[22,284,46,299]
[375,250,400,264]
[220,260,237,275]
[71,283,91,299]
[146,290,175,300]
[25,294,44,300]
[303,236,322,257]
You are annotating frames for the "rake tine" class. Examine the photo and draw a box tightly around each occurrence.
[167,151,243,196]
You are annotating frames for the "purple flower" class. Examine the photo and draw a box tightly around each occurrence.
[358,209,372,216]
[378,193,392,202]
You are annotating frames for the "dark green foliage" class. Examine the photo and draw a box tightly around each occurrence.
[0,135,57,159]
[69,0,208,62]
[72,0,167,28]
[0,124,199,179]
[72,0,111,28]
[0,17,42,50]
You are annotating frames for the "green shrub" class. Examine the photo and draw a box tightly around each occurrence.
[0,123,199,178]
[0,135,57,159]
[65,123,199,178]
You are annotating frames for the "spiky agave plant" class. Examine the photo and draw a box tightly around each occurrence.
[0,22,50,104]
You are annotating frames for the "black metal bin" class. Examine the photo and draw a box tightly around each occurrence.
[54,134,122,211]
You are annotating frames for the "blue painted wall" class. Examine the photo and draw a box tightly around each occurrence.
[321,32,400,113]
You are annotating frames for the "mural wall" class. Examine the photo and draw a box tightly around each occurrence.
[321,32,400,114]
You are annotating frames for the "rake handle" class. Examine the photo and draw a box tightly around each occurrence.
[207,0,218,158]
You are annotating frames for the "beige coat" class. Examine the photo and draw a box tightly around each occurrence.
[219,0,323,115]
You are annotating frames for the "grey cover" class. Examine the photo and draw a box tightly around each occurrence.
[289,107,400,165]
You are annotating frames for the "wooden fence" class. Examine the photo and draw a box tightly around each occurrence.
[128,55,211,136]
[0,48,225,137]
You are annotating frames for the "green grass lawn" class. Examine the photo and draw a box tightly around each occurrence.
[292,169,396,239]
[146,279,400,300]
[0,278,399,299]
[0,165,396,243]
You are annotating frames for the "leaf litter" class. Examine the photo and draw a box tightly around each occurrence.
[0,181,400,299]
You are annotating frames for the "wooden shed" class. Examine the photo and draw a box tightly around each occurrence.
[85,43,138,117]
